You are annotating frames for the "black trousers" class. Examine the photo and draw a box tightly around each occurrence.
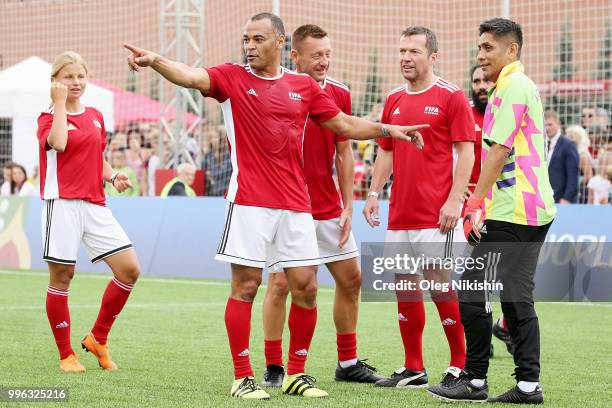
[459,219,552,382]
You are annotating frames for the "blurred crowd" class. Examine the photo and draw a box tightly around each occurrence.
[1,104,610,203]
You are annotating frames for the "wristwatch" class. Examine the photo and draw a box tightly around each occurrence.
[367,191,380,199]
[381,124,390,138]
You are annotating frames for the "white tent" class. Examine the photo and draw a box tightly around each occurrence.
[0,56,114,175]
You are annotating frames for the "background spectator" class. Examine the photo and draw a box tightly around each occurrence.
[105,148,140,197]
[545,110,579,203]
[587,152,612,205]
[126,129,147,196]
[160,162,196,197]
[1,160,15,196]
[201,127,231,196]
[10,163,37,197]
[566,125,594,203]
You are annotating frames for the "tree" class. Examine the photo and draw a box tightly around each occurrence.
[553,17,575,81]
[149,77,159,101]
[126,69,136,93]
[357,48,383,117]
[547,17,577,125]
[595,19,611,80]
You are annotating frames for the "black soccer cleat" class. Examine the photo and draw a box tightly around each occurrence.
[260,364,284,388]
[488,385,544,404]
[493,317,516,355]
[335,359,385,383]
[427,371,488,403]
[438,366,463,387]
[374,367,428,388]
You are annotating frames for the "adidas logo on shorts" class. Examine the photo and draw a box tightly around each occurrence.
[238,349,250,357]
[294,349,308,356]
[398,313,408,321]
[441,318,456,326]
[55,321,69,329]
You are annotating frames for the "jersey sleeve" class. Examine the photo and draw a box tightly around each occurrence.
[447,91,476,142]
[334,90,352,143]
[488,78,527,149]
[203,63,235,102]
[36,113,53,151]
[308,78,342,125]
[376,96,394,151]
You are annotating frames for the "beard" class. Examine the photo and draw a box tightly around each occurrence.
[471,89,488,113]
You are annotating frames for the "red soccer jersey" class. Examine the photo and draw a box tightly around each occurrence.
[303,77,351,220]
[377,78,475,230]
[470,103,484,186]
[37,107,107,206]
[205,64,341,212]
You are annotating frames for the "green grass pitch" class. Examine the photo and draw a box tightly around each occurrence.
[1,269,611,407]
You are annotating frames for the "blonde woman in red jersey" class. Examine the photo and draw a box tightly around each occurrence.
[38,51,141,372]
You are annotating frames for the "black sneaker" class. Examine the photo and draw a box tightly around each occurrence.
[374,367,428,388]
[427,371,488,403]
[439,366,463,387]
[260,364,284,388]
[493,317,515,355]
[335,359,385,383]
[488,385,544,404]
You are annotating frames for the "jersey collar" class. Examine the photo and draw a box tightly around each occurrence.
[245,64,285,80]
[488,60,523,98]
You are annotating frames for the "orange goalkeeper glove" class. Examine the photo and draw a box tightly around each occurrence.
[463,195,485,245]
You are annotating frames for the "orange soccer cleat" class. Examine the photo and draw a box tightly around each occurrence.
[59,353,86,373]
[81,332,118,370]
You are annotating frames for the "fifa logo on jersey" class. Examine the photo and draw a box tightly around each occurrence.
[424,106,439,115]
[288,92,302,101]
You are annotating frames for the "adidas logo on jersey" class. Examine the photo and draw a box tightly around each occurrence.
[442,318,456,326]
[93,120,102,128]
[398,313,408,321]
[424,106,439,115]
[67,124,77,131]
[247,88,258,97]
[288,92,302,101]
[238,349,250,357]
[55,321,69,329]
[475,123,481,131]
[393,107,401,115]
[294,348,308,356]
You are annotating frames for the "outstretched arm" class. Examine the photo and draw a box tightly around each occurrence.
[124,43,211,94]
[321,112,427,148]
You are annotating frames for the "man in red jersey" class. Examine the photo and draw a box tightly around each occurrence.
[259,24,384,389]
[125,13,425,400]
[363,26,475,389]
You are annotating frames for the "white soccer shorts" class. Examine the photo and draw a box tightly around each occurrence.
[269,217,359,273]
[385,225,466,274]
[41,199,132,265]
[215,202,320,269]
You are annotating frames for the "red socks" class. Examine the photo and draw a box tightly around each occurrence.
[46,286,74,360]
[264,339,283,367]
[91,277,134,345]
[287,303,317,375]
[397,298,426,371]
[266,333,357,367]
[432,290,466,369]
[337,332,357,362]
[225,298,254,379]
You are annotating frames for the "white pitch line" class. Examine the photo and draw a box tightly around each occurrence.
[0,269,335,292]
